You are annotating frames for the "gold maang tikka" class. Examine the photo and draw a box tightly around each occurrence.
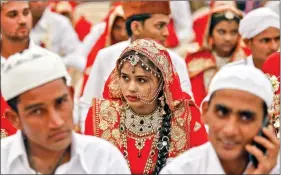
[119,52,161,77]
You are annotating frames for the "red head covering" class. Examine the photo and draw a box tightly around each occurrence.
[262,52,280,137]
[262,52,280,95]
[85,39,208,167]
[262,52,280,82]
[193,2,240,47]
[103,38,191,111]
[122,1,170,20]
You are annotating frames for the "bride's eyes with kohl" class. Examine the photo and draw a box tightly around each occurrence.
[121,74,129,81]
[137,78,147,83]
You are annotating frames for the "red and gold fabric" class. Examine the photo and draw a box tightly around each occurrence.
[262,52,280,139]
[85,39,208,174]
[1,95,17,139]
[186,47,251,106]
[186,5,251,106]
[192,1,237,47]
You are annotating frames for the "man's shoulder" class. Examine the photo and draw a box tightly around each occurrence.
[1,134,18,159]
[223,58,248,69]
[98,41,129,55]
[89,22,106,34]
[161,142,210,173]
[95,41,129,63]
[1,134,16,149]
[167,49,184,61]
[172,142,210,163]
[33,44,60,57]
[45,9,72,27]
[73,132,121,155]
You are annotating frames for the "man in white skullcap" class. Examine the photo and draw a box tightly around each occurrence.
[1,49,130,174]
[160,65,280,174]
[226,7,280,70]
[1,1,67,138]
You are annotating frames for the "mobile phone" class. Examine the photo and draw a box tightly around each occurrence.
[248,117,270,168]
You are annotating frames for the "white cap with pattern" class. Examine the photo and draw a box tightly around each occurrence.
[239,7,280,39]
[202,65,274,108]
[1,48,71,101]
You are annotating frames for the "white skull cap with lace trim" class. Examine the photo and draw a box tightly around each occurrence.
[239,7,279,39]
[202,65,274,108]
[1,48,71,101]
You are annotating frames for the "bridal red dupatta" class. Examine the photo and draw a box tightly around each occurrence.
[85,39,208,174]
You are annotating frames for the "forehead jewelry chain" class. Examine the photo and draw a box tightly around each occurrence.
[119,52,161,78]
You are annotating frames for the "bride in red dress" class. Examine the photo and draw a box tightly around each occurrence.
[84,38,208,174]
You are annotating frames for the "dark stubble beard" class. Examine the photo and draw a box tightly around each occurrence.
[6,32,30,42]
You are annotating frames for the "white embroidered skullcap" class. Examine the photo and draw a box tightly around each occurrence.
[1,48,71,101]
[239,7,280,39]
[202,65,274,108]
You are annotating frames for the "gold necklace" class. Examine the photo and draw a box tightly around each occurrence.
[125,106,162,137]
[120,106,161,174]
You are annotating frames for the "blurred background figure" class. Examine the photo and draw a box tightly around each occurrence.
[77,2,128,97]
[0,1,59,138]
[29,1,85,88]
[191,0,237,49]
[227,7,280,70]
[49,0,92,41]
[186,4,251,106]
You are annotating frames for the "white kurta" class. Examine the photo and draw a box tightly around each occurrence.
[160,142,280,174]
[1,131,131,174]
[30,8,86,71]
[77,40,193,132]
[223,55,255,69]
[170,1,194,42]
[1,40,59,73]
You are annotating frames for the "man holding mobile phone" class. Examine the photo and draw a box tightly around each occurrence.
[160,65,280,174]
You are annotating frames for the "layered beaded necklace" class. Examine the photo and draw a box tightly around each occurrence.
[120,105,163,174]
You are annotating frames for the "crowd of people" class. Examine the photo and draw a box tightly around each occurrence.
[1,1,280,174]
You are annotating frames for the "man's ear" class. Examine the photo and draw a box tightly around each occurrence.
[201,101,210,125]
[4,109,22,130]
[130,21,143,36]
[243,38,251,48]
[68,86,75,101]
